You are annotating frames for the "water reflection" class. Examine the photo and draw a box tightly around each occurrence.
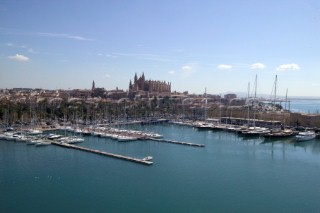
[112,123,320,160]
[294,140,320,154]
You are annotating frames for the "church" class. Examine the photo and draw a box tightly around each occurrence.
[129,73,171,95]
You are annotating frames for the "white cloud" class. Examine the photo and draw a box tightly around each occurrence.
[37,32,94,41]
[105,54,117,58]
[168,70,175,74]
[181,63,197,77]
[250,63,266,69]
[8,54,29,62]
[276,63,300,71]
[0,28,94,41]
[104,74,111,79]
[217,64,232,70]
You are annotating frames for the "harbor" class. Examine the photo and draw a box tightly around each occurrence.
[2,116,320,144]
[2,122,320,212]
[0,122,207,165]
[2,1,320,211]
[2,118,320,170]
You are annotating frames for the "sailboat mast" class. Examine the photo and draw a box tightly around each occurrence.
[285,88,288,111]
[274,75,278,110]
[204,87,207,121]
[254,75,257,100]
[253,75,257,127]
[274,75,277,102]
[219,94,222,124]
[247,82,250,125]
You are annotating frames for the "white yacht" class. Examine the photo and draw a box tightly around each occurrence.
[117,135,138,142]
[27,129,43,135]
[295,131,316,142]
[142,156,153,161]
[35,141,51,146]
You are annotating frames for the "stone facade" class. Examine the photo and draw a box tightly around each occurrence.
[129,73,171,94]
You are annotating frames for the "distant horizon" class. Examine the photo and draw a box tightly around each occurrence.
[2,86,320,100]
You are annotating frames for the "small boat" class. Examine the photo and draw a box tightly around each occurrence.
[262,129,294,139]
[4,132,17,141]
[65,136,84,144]
[241,127,270,137]
[47,134,62,140]
[195,122,214,130]
[26,140,39,145]
[35,141,51,146]
[27,129,43,135]
[82,129,92,135]
[211,124,228,131]
[145,133,163,139]
[142,156,153,161]
[295,131,316,142]
[117,135,138,142]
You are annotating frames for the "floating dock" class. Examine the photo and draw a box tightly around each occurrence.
[147,138,205,147]
[51,141,153,166]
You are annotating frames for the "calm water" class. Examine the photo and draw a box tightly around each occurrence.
[1,124,320,212]
[287,99,320,114]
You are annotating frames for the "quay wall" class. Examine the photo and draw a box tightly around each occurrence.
[206,108,320,128]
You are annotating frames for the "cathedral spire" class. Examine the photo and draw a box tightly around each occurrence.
[92,80,95,91]
[134,73,138,83]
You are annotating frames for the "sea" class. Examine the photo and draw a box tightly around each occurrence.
[287,99,320,114]
[1,99,320,213]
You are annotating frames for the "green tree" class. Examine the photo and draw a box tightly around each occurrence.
[151,97,158,116]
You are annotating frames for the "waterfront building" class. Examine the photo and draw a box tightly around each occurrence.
[71,89,92,99]
[106,88,127,100]
[90,80,107,98]
[224,94,237,100]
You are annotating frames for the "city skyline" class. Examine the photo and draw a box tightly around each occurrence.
[1,0,320,97]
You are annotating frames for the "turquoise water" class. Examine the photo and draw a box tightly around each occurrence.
[1,124,320,212]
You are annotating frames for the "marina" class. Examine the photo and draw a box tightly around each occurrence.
[2,117,320,145]
[2,1,320,212]
[0,122,207,165]
[2,123,320,212]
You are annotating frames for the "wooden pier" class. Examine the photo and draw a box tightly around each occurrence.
[147,138,205,147]
[51,142,153,166]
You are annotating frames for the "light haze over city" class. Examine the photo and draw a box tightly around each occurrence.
[1,0,320,97]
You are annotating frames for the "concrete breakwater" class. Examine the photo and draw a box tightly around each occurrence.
[51,141,153,165]
[146,138,205,147]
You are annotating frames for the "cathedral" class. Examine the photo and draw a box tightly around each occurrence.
[129,73,171,94]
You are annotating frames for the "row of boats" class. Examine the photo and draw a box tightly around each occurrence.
[0,131,85,146]
[64,126,163,141]
[0,125,164,145]
[1,120,317,144]
[171,120,318,142]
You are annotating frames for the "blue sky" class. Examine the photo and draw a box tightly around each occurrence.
[1,0,320,97]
